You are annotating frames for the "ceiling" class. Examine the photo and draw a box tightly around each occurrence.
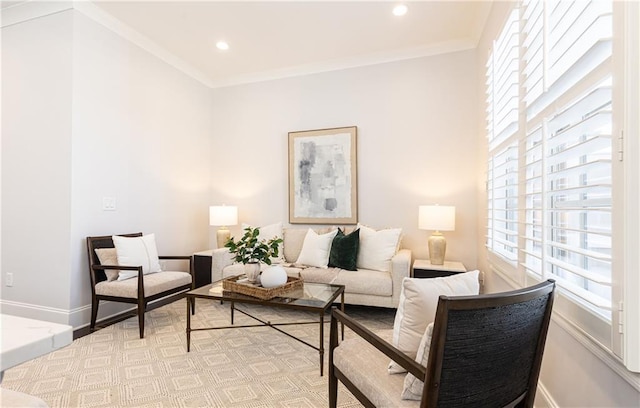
[45,1,495,88]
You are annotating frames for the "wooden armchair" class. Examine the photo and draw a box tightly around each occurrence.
[86,233,194,338]
[329,280,555,408]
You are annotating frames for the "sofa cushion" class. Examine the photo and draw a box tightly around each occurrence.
[283,227,335,263]
[296,229,338,268]
[389,271,480,373]
[113,234,162,280]
[222,263,303,279]
[334,269,393,297]
[299,267,340,284]
[95,271,191,298]
[356,224,402,272]
[329,228,359,271]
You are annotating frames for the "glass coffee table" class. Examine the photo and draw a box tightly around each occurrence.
[185,278,345,376]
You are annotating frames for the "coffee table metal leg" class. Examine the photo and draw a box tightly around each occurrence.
[231,301,235,325]
[319,312,324,376]
[186,296,191,352]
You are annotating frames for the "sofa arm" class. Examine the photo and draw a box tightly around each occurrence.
[390,249,412,307]
[212,248,234,282]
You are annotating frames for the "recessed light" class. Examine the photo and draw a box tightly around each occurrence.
[216,41,229,51]
[393,4,408,17]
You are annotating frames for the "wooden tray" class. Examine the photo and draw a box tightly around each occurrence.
[221,276,303,300]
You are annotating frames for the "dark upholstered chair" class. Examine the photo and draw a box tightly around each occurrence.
[329,280,555,408]
[86,233,193,338]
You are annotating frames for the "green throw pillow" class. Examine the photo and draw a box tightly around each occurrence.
[328,228,360,271]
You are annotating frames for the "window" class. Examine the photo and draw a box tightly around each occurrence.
[486,0,639,372]
[486,9,520,267]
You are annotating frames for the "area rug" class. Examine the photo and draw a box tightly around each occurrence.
[1,299,395,407]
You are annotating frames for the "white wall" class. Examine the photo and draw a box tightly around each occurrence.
[68,11,213,325]
[476,2,640,407]
[1,8,213,326]
[1,11,74,318]
[210,51,480,269]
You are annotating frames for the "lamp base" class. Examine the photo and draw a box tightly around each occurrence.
[428,231,447,265]
[216,228,230,249]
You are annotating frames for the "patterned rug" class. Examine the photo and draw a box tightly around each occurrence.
[1,299,396,407]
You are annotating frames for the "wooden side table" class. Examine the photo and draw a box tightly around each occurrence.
[412,259,467,278]
[193,250,214,288]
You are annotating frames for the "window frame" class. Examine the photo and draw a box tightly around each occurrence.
[484,0,640,375]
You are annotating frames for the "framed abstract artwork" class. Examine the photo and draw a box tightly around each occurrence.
[288,126,358,224]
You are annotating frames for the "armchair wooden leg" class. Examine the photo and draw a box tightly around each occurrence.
[90,298,99,332]
[138,299,145,339]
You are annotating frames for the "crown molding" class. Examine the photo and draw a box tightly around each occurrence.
[1,1,72,28]
[209,39,477,89]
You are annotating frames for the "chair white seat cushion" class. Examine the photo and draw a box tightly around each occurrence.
[0,389,49,407]
[333,330,419,408]
[333,269,393,296]
[95,271,191,298]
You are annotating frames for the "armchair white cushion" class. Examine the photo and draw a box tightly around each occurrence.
[389,271,480,373]
[113,234,162,280]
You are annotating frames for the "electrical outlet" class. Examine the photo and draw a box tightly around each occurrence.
[102,197,117,211]
[6,273,13,287]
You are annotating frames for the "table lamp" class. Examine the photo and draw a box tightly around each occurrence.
[210,205,238,248]
[419,205,455,265]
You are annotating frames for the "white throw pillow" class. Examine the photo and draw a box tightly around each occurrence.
[356,224,402,272]
[296,229,339,268]
[94,248,120,281]
[113,234,162,281]
[388,270,480,373]
[402,323,434,400]
[242,222,284,263]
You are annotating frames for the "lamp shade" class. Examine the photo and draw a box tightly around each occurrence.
[209,205,238,226]
[419,205,455,231]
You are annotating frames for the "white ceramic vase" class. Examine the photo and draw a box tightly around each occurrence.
[244,262,261,283]
[260,265,287,288]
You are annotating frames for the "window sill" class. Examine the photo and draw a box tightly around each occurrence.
[489,265,640,392]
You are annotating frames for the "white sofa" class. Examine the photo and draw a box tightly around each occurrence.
[211,226,412,308]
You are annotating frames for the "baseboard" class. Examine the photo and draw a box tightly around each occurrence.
[535,381,558,408]
[0,299,136,329]
[0,300,72,325]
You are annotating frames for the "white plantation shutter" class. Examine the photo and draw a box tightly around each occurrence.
[486,9,520,266]
[486,9,519,151]
[487,0,639,368]
[522,0,545,109]
[522,0,613,321]
[523,125,544,278]
[524,0,613,120]
[547,0,612,86]
[488,144,519,263]
[523,80,613,318]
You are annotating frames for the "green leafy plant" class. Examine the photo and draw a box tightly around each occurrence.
[224,226,283,265]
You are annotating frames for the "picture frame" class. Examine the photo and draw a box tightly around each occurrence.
[288,126,358,224]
